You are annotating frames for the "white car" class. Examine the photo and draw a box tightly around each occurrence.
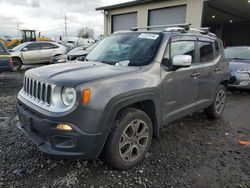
[10,41,67,70]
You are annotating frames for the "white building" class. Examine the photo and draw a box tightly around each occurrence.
[97,0,250,46]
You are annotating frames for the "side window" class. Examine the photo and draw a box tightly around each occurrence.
[170,41,195,64]
[40,43,55,50]
[214,41,220,57]
[0,43,6,54]
[26,43,40,51]
[198,42,214,62]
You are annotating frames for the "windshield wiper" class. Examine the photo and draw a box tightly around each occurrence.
[102,61,117,65]
[231,58,250,60]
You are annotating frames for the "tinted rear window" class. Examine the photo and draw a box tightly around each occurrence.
[214,41,220,57]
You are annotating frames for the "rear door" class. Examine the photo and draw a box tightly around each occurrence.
[161,36,199,123]
[195,38,220,110]
[22,43,41,64]
[40,43,58,62]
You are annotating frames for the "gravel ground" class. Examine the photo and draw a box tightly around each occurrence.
[0,71,249,188]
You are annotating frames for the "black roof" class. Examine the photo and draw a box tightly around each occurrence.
[96,0,163,11]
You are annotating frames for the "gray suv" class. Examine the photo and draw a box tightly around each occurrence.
[16,24,229,169]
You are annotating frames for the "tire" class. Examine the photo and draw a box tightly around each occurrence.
[204,85,226,119]
[101,108,153,170]
[12,57,22,71]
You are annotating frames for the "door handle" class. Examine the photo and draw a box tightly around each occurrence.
[191,72,200,79]
[215,67,222,73]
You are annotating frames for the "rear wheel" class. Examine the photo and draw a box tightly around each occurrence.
[101,108,153,170]
[12,58,22,71]
[205,85,226,119]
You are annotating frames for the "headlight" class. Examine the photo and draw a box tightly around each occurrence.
[61,87,76,106]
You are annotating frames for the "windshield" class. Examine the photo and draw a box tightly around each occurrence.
[11,43,27,52]
[225,47,250,60]
[68,46,85,53]
[86,32,162,66]
[85,42,98,51]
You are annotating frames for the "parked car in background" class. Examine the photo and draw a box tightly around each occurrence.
[51,42,98,64]
[10,41,67,70]
[17,25,229,169]
[0,42,13,72]
[225,46,250,90]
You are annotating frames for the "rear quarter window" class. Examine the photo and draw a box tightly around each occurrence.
[214,41,220,57]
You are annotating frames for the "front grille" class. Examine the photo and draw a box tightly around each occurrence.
[23,77,52,105]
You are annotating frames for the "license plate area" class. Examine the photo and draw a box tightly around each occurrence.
[19,112,31,133]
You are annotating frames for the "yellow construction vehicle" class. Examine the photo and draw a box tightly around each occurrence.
[0,30,51,49]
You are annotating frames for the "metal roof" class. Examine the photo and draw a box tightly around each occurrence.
[96,0,163,11]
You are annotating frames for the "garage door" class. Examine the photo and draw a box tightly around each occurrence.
[149,6,186,26]
[112,12,137,33]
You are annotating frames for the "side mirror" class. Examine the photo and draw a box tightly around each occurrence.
[172,55,192,67]
[22,47,28,51]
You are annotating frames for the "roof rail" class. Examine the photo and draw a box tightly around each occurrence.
[189,27,216,37]
[130,23,190,31]
[113,30,133,34]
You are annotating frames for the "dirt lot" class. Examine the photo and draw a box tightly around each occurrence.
[0,71,249,188]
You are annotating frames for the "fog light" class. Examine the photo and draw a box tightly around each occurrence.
[239,81,250,86]
[56,124,72,131]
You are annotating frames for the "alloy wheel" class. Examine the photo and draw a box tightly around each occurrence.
[119,119,149,162]
[215,89,226,114]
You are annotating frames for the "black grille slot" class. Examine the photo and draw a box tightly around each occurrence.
[46,85,52,104]
[23,77,52,105]
[41,83,46,102]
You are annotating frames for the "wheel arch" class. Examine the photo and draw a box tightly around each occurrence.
[97,91,162,157]
[12,56,23,64]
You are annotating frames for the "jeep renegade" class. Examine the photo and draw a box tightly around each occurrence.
[16,24,229,169]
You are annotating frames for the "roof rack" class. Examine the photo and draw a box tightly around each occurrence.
[130,23,190,31]
[189,27,216,36]
[129,24,216,37]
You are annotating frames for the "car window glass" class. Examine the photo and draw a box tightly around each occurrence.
[199,42,214,62]
[214,41,220,57]
[0,43,6,53]
[86,33,162,66]
[170,41,195,64]
[225,47,250,60]
[26,43,40,51]
[41,43,55,50]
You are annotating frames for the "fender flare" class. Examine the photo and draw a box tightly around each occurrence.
[96,91,162,156]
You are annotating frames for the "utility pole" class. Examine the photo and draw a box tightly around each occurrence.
[17,23,20,37]
[64,12,67,37]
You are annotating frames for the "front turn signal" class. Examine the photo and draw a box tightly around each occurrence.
[82,89,91,105]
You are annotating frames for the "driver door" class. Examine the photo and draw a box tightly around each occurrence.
[22,43,41,64]
[161,37,200,123]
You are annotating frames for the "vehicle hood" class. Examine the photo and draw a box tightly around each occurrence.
[229,59,250,71]
[10,51,20,56]
[25,61,141,87]
[67,50,88,56]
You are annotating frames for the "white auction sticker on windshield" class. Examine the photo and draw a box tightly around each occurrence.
[138,33,159,40]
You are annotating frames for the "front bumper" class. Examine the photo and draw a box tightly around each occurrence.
[228,72,250,89]
[16,102,104,158]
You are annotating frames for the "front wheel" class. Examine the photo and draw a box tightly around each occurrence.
[204,85,226,119]
[101,108,153,170]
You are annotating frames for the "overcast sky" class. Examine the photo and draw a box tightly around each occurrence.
[0,0,133,38]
